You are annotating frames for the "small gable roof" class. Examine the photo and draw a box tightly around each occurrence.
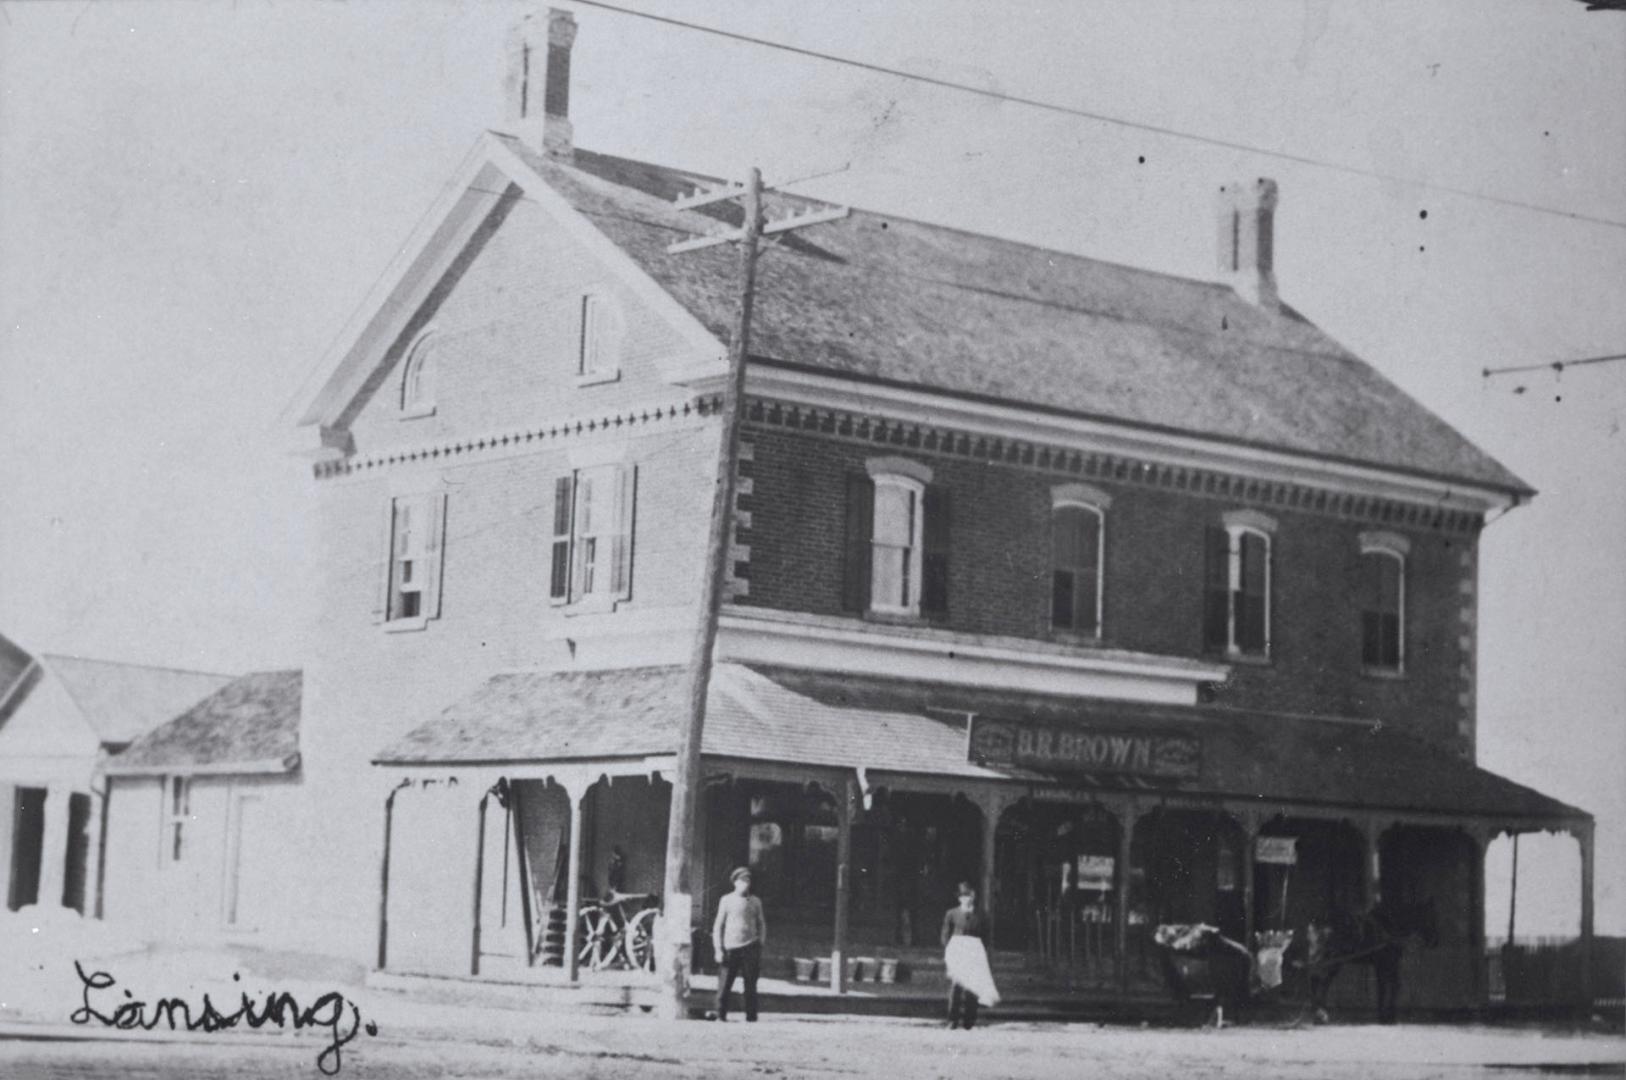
[45,655,234,746]
[0,633,36,719]
[107,670,301,776]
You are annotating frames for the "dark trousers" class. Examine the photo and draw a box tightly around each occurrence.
[947,983,980,1029]
[717,942,761,1021]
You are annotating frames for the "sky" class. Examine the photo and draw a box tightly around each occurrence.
[1,0,1622,936]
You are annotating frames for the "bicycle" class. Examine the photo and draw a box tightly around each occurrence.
[576,891,659,972]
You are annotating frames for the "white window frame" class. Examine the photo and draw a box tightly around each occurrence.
[551,462,635,611]
[381,490,447,631]
[161,775,191,867]
[1050,484,1111,638]
[399,328,437,419]
[388,496,428,625]
[1220,509,1277,659]
[864,457,933,617]
[1359,531,1409,674]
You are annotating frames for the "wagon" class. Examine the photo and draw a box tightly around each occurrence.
[1153,924,1295,1026]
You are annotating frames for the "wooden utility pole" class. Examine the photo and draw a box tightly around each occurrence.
[658,166,763,1020]
[656,169,847,1020]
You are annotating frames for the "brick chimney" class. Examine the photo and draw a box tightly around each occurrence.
[1217,178,1279,309]
[504,8,577,159]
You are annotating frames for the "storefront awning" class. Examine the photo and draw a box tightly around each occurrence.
[374,662,1586,827]
[758,666,1588,825]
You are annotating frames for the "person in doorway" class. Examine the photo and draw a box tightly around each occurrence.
[712,866,767,1022]
[605,845,627,897]
[941,881,999,1029]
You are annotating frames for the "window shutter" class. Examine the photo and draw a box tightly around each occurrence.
[841,473,875,613]
[1202,526,1230,650]
[425,491,448,619]
[373,498,395,624]
[1362,611,1382,667]
[611,465,636,600]
[550,475,573,602]
[1081,509,1102,637]
[921,485,950,617]
[1237,532,1268,653]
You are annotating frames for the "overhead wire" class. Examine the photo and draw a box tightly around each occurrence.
[1482,352,1626,378]
[569,0,1626,232]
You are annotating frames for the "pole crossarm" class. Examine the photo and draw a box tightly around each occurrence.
[666,230,744,255]
[673,182,748,211]
[763,205,851,234]
[664,178,850,254]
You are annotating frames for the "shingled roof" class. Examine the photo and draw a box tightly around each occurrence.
[375,663,1004,780]
[375,662,1581,826]
[507,141,1527,495]
[379,665,686,765]
[107,670,301,775]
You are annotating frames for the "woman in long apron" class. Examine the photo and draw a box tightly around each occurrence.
[941,882,1000,1029]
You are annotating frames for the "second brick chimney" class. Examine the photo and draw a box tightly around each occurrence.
[504,8,577,159]
[1217,178,1279,310]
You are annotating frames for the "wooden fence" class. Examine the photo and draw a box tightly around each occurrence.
[1487,936,1625,1010]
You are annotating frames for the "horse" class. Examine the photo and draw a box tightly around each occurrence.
[1303,898,1438,1024]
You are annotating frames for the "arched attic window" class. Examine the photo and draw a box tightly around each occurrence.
[1051,483,1111,638]
[399,329,438,417]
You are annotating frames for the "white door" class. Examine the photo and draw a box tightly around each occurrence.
[226,794,281,931]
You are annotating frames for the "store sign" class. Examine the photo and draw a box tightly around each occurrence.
[1076,855,1116,891]
[1255,836,1298,865]
[968,718,1201,781]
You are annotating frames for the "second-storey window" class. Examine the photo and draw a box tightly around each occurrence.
[1051,484,1110,637]
[378,492,448,626]
[1359,532,1408,671]
[843,457,946,618]
[870,475,922,614]
[1204,512,1275,657]
[550,464,636,605]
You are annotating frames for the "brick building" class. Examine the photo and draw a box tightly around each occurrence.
[273,9,1590,1009]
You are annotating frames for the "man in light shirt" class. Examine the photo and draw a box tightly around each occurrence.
[711,866,767,1022]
